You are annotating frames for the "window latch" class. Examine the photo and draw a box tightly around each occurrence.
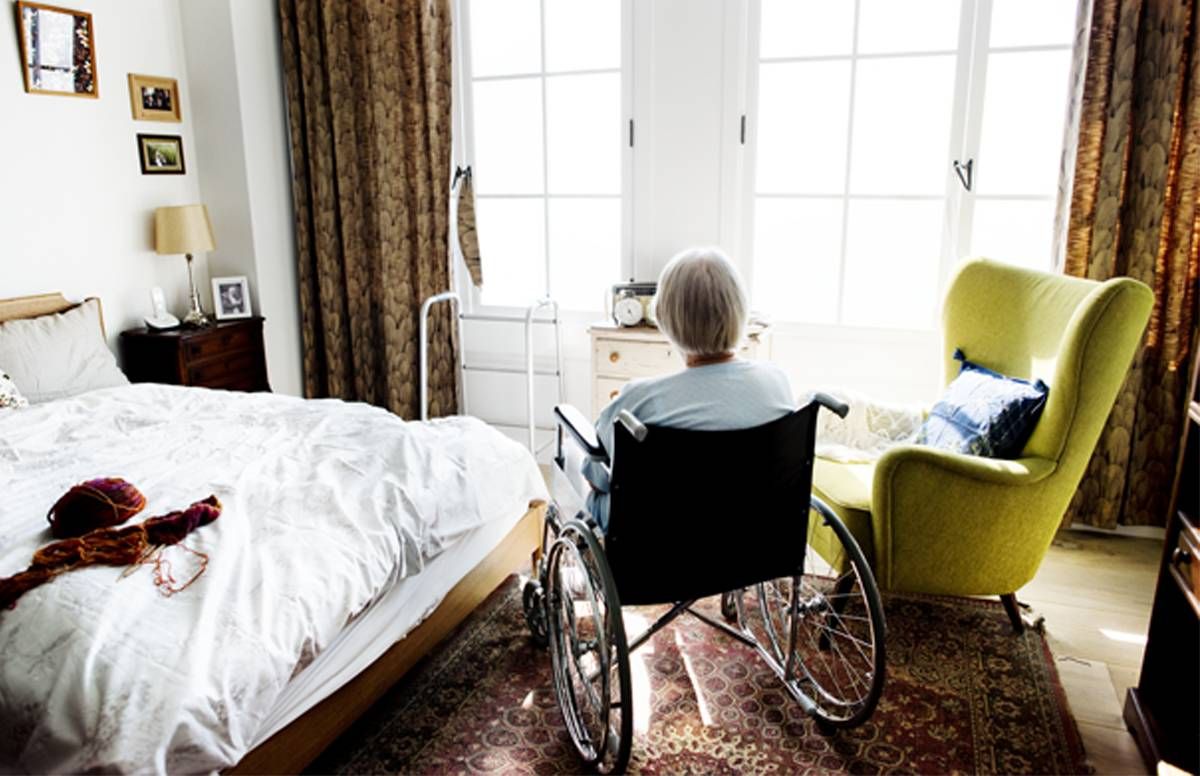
[953,158,973,192]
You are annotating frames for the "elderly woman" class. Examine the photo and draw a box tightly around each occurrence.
[581,247,795,531]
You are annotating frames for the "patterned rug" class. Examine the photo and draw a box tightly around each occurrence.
[311,576,1088,775]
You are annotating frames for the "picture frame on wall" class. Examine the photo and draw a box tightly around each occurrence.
[16,1,98,98]
[211,276,252,321]
[136,133,185,175]
[128,73,181,122]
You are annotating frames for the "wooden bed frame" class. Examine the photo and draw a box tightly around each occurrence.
[0,292,547,774]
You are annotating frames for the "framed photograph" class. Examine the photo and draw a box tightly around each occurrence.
[136,133,185,175]
[16,1,98,98]
[128,73,180,122]
[212,276,252,320]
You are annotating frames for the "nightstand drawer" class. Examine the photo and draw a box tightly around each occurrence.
[185,327,253,362]
[188,351,257,385]
[593,337,680,379]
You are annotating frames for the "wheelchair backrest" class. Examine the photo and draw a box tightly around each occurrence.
[605,401,819,606]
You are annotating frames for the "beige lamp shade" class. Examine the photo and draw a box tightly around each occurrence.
[155,204,215,254]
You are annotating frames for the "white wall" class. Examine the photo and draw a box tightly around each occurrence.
[179,0,303,396]
[0,0,206,349]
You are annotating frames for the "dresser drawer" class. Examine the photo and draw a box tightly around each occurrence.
[594,337,681,379]
[594,377,627,416]
[184,327,253,362]
[188,351,257,386]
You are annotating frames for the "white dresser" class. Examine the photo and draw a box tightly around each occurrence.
[589,322,772,417]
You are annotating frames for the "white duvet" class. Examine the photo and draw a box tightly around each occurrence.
[0,384,546,774]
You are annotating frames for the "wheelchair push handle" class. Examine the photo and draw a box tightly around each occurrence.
[616,409,648,442]
[810,391,850,419]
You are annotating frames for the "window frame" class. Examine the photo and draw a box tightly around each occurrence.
[738,0,1073,334]
[451,0,636,316]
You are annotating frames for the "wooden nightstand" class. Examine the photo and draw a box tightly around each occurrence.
[120,317,270,392]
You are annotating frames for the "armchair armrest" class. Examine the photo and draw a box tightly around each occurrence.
[869,445,1061,595]
[876,445,1056,487]
[554,404,607,461]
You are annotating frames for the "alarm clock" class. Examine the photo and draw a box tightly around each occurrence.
[610,282,657,328]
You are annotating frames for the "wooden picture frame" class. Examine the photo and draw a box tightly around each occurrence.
[15,1,98,97]
[128,73,181,122]
[136,133,185,175]
[212,276,253,320]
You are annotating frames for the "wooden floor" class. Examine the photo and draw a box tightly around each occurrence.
[1018,529,1161,776]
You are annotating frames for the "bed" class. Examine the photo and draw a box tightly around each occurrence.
[0,293,548,774]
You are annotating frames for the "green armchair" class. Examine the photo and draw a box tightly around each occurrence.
[810,258,1153,630]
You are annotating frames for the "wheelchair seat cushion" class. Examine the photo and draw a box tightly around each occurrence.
[915,349,1049,459]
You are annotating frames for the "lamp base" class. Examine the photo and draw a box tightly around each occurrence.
[182,252,213,328]
[182,308,212,328]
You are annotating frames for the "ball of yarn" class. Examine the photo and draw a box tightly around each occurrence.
[47,478,147,539]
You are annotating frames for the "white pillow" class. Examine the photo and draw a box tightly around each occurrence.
[0,299,129,403]
[0,369,28,409]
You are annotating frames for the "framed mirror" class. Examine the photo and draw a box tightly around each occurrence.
[16,1,98,98]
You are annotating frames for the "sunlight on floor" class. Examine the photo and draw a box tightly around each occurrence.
[676,630,714,727]
[623,610,655,735]
[1099,628,1148,646]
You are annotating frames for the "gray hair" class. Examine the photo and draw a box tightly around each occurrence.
[654,247,748,356]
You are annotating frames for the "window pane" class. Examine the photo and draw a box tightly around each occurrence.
[477,198,546,307]
[756,61,852,194]
[546,73,621,194]
[469,0,541,77]
[549,198,620,310]
[842,199,944,329]
[849,56,956,195]
[751,197,842,324]
[759,0,854,59]
[472,78,544,195]
[545,0,620,72]
[969,198,1056,271]
[857,0,960,54]
[990,0,1078,48]
[975,50,1071,196]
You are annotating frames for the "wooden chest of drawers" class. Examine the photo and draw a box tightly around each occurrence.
[589,322,771,416]
[119,317,270,392]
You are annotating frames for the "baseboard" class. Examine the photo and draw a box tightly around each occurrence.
[1065,523,1166,540]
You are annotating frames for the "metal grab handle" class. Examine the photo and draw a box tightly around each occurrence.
[953,158,973,192]
[526,297,564,451]
[419,291,460,421]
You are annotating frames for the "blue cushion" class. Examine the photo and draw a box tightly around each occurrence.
[916,349,1049,459]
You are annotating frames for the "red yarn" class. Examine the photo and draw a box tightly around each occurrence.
[1,495,222,610]
[47,478,147,538]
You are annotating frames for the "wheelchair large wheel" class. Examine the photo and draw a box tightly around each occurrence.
[545,519,633,773]
[744,496,885,728]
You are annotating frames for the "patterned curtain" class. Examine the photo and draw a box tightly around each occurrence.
[1058,0,1199,527]
[277,0,460,419]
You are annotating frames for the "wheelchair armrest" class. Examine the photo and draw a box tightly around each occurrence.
[808,391,850,419]
[554,404,608,461]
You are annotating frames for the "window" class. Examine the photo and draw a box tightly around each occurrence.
[746,0,1078,330]
[458,0,627,310]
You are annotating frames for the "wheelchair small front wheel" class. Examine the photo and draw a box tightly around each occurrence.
[522,578,549,648]
[545,520,632,773]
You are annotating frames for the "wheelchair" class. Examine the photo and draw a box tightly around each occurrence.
[521,394,887,773]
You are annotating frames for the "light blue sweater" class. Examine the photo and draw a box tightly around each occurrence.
[581,359,796,530]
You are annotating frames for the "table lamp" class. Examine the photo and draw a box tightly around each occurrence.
[154,204,215,327]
